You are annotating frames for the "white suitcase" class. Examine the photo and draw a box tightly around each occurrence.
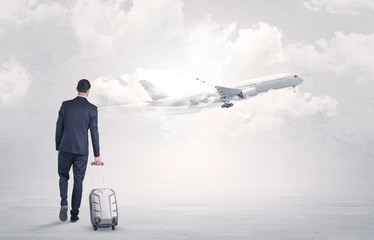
[89,162,118,231]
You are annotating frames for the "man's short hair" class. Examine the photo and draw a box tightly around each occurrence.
[77,79,91,93]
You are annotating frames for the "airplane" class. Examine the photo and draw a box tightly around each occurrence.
[139,73,304,108]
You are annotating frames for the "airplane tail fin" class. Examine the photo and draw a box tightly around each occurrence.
[139,80,169,101]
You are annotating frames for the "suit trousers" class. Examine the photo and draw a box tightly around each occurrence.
[58,151,88,214]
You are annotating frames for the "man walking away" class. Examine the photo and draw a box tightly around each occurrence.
[55,79,102,222]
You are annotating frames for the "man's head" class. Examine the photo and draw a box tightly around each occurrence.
[77,79,91,97]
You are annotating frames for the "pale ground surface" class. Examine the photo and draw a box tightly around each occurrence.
[1,181,374,240]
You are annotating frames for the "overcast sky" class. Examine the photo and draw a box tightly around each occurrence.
[1,0,374,199]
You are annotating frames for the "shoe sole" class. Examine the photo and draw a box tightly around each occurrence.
[59,206,68,221]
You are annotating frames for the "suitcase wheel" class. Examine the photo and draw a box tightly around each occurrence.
[112,217,118,226]
[111,226,115,231]
[93,225,98,231]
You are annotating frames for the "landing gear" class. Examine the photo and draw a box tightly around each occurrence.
[221,102,233,108]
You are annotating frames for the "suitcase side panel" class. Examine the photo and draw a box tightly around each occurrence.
[89,188,118,227]
[89,190,102,226]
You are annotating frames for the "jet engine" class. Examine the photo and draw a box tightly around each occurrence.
[239,87,256,98]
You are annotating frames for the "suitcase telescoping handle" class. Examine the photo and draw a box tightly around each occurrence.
[91,162,106,189]
[91,162,104,166]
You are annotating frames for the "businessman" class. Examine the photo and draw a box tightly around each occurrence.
[55,79,101,222]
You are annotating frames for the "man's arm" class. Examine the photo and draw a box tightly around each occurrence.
[55,104,64,151]
[90,107,101,164]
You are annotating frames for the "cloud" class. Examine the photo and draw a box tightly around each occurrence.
[149,88,339,188]
[87,13,348,136]
[0,0,75,78]
[0,59,30,106]
[184,20,286,82]
[127,0,184,28]
[90,74,149,106]
[316,32,374,78]
[0,0,69,23]
[90,67,218,107]
[158,88,337,141]
[304,0,374,14]
[70,0,184,54]
[284,31,374,82]
[69,1,286,80]
[70,0,127,53]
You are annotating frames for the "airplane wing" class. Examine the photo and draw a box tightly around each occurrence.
[215,86,242,101]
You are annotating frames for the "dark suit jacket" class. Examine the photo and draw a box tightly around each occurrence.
[55,96,100,157]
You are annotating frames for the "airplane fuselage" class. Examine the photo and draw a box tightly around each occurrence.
[141,73,304,108]
[231,74,303,95]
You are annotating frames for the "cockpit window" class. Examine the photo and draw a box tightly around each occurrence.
[294,75,298,78]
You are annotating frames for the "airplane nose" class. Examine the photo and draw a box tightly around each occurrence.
[293,75,303,85]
